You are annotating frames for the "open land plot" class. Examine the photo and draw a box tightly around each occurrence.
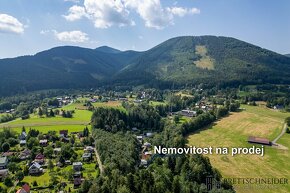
[187,105,290,193]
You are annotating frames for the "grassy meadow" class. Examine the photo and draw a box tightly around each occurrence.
[187,104,290,193]
[0,100,125,133]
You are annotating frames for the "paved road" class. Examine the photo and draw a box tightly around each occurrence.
[272,123,287,144]
[94,147,104,175]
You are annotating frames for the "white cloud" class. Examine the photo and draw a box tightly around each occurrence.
[126,0,173,29]
[83,0,134,28]
[168,7,200,17]
[63,0,200,30]
[0,14,24,34]
[125,0,200,29]
[63,5,87,21]
[54,30,89,43]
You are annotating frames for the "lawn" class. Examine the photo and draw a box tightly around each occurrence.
[149,101,167,106]
[187,105,290,193]
[0,102,93,133]
[3,125,91,134]
[93,101,125,110]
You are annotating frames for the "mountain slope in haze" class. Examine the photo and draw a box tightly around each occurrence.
[95,46,121,54]
[114,36,290,87]
[0,46,140,96]
[285,54,290,57]
[0,36,290,96]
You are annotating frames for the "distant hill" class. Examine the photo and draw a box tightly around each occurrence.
[0,36,290,96]
[95,46,121,54]
[0,46,140,95]
[285,54,290,57]
[114,36,290,87]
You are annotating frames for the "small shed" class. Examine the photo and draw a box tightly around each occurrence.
[247,136,272,146]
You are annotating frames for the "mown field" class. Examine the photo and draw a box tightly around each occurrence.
[0,100,124,133]
[187,105,290,193]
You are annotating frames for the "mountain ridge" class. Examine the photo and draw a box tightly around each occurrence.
[0,35,289,96]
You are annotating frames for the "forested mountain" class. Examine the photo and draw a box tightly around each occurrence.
[285,54,290,57]
[0,36,290,96]
[113,36,290,87]
[0,46,140,96]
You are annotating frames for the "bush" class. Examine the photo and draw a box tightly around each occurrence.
[32,180,38,186]
[286,117,290,127]
[4,177,13,187]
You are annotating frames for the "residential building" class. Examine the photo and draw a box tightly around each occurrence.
[73,162,83,171]
[0,157,8,169]
[29,162,43,175]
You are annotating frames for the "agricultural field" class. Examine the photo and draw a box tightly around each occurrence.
[0,100,126,133]
[187,104,290,193]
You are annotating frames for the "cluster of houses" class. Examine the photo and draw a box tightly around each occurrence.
[0,128,96,190]
[0,108,15,114]
[135,131,155,167]
[194,100,213,112]
[56,96,73,107]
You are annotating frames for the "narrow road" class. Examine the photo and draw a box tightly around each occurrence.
[272,123,287,144]
[94,148,104,175]
[8,180,18,193]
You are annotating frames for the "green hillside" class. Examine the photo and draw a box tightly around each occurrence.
[0,46,140,96]
[114,36,290,87]
[0,36,289,96]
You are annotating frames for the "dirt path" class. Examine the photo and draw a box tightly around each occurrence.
[8,180,18,193]
[94,147,104,175]
[272,123,287,144]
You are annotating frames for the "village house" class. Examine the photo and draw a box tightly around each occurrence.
[146,133,154,138]
[84,146,94,153]
[82,153,92,162]
[273,105,284,110]
[20,140,26,146]
[16,184,30,193]
[0,169,8,180]
[53,148,61,155]
[34,153,45,164]
[131,127,138,132]
[143,142,151,148]
[119,98,128,101]
[140,159,148,167]
[73,162,83,171]
[73,171,82,178]
[136,136,143,143]
[74,178,82,188]
[29,162,43,175]
[180,110,197,117]
[65,160,72,165]
[142,151,152,160]
[61,136,70,143]
[39,139,48,146]
[19,149,31,160]
[1,151,15,157]
[59,130,68,137]
[0,157,8,169]
[19,131,27,140]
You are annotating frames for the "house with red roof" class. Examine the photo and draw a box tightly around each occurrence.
[16,184,30,193]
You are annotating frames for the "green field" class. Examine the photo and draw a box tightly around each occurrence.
[0,101,124,133]
[187,105,290,193]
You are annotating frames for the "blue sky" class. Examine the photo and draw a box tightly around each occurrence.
[0,0,289,58]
